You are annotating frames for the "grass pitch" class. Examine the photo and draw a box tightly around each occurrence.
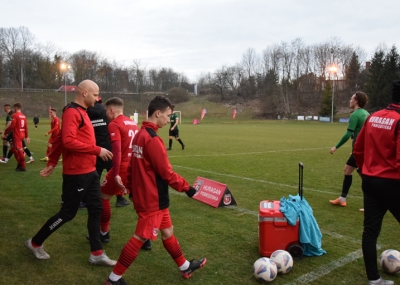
[0,118,399,285]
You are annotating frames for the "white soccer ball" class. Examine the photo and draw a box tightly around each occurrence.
[253,257,278,283]
[380,249,400,274]
[270,250,294,274]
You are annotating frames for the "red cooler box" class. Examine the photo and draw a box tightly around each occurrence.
[258,200,300,257]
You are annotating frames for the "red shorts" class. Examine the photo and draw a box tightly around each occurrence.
[101,163,129,195]
[135,208,172,240]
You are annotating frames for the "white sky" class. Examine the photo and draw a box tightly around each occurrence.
[1,0,399,82]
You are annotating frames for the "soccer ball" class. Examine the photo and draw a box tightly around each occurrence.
[380,249,400,274]
[270,250,294,274]
[253,257,278,283]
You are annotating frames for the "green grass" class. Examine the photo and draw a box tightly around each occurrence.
[1,119,399,285]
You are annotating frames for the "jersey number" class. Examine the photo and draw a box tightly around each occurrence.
[129,129,138,149]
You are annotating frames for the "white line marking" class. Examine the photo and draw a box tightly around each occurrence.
[168,146,349,158]
[283,249,364,285]
[172,164,362,199]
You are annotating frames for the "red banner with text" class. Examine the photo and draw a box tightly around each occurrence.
[192,176,237,208]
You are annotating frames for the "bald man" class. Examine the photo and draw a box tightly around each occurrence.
[25,80,117,267]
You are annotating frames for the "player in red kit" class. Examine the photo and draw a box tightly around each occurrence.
[104,96,206,285]
[99,97,138,243]
[3,102,30,171]
[41,107,60,161]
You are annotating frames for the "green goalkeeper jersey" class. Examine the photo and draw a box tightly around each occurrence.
[170,112,179,130]
[336,108,370,149]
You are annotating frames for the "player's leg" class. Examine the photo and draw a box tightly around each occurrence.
[160,209,206,279]
[0,137,11,163]
[85,171,116,266]
[45,141,52,158]
[174,130,185,150]
[22,139,34,163]
[26,174,82,259]
[362,176,394,284]
[330,154,357,206]
[105,213,155,284]
[14,139,26,171]
[2,139,8,159]
[168,130,173,150]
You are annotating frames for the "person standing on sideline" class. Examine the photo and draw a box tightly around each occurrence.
[40,108,60,161]
[167,109,185,150]
[33,115,39,129]
[104,96,205,285]
[2,103,30,171]
[329,91,369,207]
[25,80,117,266]
[353,80,400,285]
[87,97,130,208]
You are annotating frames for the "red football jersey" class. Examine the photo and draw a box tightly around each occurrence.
[49,116,60,138]
[108,115,138,163]
[8,111,28,140]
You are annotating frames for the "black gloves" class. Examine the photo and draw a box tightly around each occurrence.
[186,186,197,198]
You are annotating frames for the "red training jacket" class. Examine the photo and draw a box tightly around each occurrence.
[47,102,101,175]
[127,121,190,213]
[354,103,400,179]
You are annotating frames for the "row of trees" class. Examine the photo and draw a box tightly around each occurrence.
[1,26,399,116]
[0,27,192,93]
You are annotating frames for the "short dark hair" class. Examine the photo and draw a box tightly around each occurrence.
[148,96,174,117]
[105,97,124,108]
[50,108,57,112]
[4,104,10,107]
[354,92,368,108]
[8,110,14,116]
[13,102,22,109]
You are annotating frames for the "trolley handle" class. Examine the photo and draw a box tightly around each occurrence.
[298,162,303,200]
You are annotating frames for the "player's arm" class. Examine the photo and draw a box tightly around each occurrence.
[25,118,29,143]
[47,131,63,167]
[47,120,59,135]
[111,140,124,188]
[333,116,359,151]
[1,120,12,134]
[147,137,195,197]
[171,116,179,130]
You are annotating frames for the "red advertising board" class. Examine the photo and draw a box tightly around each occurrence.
[192,176,236,208]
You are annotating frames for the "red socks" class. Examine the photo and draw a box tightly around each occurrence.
[113,237,143,276]
[163,235,186,267]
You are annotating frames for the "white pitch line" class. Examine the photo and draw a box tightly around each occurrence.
[283,249,364,285]
[172,164,362,199]
[168,146,349,158]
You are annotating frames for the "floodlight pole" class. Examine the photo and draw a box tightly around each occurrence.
[331,77,334,124]
[64,70,67,106]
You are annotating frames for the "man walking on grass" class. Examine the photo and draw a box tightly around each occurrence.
[25,79,117,267]
[104,96,205,285]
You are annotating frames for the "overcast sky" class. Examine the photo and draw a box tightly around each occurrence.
[1,0,399,82]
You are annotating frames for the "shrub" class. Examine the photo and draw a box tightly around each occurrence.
[166,87,190,104]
